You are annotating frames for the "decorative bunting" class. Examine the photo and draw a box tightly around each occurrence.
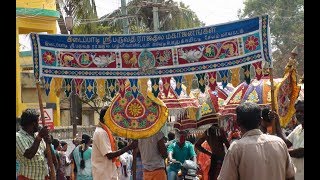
[64,78,72,97]
[253,61,263,80]
[230,68,241,87]
[53,77,63,97]
[107,79,116,98]
[219,70,229,88]
[117,79,127,98]
[242,64,251,84]
[31,16,273,82]
[129,79,139,98]
[184,75,193,96]
[196,73,206,93]
[74,79,84,96]
[151,78,160,97]
[161,77,171,98]
[96,79,106,100]
[43,76,52,96]
[138,78,149,98]
[174,76,183,96]
[207,72,217,91]
[85,79,95,99]
[30,16,274,139]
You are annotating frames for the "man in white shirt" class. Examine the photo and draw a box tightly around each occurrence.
[217,102,296,180]
[278,100,304,180]
[118,140,133,180]
[92,106,136,180]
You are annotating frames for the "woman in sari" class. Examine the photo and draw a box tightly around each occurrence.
[73,134,93,180]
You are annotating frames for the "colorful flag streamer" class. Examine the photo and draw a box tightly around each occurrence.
[253,61,263,80]
[242,64,251,84]
[184,74,193,96]
[196,73,206,93]
[96,79,106,100]
[53,77,63,97]
[117,79,127,98]
[230,68,240,87]
[107,79,116,98]
[151,78,160,97]
[43,76,52,96]
[207,72,217,91]
[74,79,84,96]
[219,70,229,89]
[64,78,72,97]
[161,77,171,98]
[174,76,183,96]
[85,79,95,99]
[138,78,149,98]
[129,79,139,98]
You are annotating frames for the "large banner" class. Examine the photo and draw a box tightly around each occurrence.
[30,15,272,81]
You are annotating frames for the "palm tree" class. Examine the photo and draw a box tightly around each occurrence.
[56,0,99,34]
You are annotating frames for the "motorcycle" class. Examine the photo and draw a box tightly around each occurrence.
[170,160,200,180]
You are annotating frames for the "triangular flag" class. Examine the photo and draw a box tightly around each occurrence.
[85,79,95,99]
[74,79,84,96]
[253,62,263,80]
[53,77,63,97]
[230,68,240,87]
[207,72,217,91]
[161,77,171,98]
[107,79,116,98]
[64,78,72,97]
[184,74,193,96]
[174,76,183,96]
[96,79,106,100]
[151,78,160,97]
[43,76,52,96]
[242,65,251,84]
[196,73,206,93]
[129,79,138,98]
[117,79,127,98]
[219,70,229,88]
[138,78,149,98]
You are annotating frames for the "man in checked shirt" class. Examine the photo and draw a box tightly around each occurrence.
[16,109,54,180]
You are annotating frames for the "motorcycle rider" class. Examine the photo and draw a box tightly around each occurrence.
[167,130,197,180]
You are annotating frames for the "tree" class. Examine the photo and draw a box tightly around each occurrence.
[57,0,100,34]
[98,0,204,34]
[238,0,304,78]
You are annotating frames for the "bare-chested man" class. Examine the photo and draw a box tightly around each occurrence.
[195,123,230,180]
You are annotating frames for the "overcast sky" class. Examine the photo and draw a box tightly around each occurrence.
[95,0,245,26]
[19,0,245,51]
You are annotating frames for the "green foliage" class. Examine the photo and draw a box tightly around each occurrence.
[239,0,304,78]
[59,0,100,34]
[99,0,204,33]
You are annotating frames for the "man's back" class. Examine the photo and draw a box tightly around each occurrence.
[218,129,295,180]
[138,131,165,171]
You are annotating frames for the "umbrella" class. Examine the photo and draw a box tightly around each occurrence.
[173,83,234,131]
[104,87,168,139]
[157,79,200,110]
[220,77,283,117]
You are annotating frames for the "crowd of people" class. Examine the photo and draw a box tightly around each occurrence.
[16,99,304,180]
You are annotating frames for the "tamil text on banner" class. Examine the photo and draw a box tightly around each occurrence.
[30,15,272,82]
